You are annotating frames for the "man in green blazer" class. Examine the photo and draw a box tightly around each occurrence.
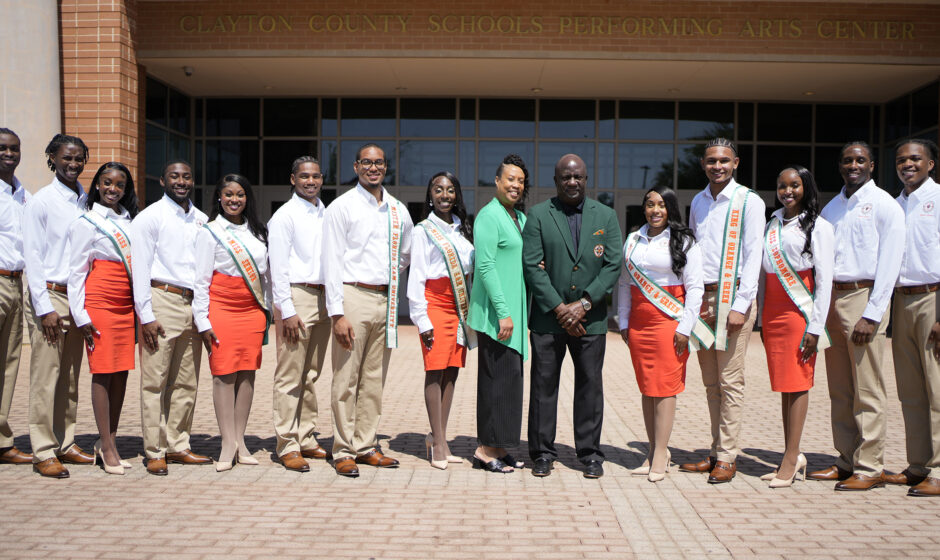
[522,154,623,479]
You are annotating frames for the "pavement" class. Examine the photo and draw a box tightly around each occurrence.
[1,325,938,559]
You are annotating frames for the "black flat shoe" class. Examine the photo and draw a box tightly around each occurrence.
[532,458,553,477]
[499,454,525,469]
[473,456,513,473]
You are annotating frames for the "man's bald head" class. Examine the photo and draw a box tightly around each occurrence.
[554,154,587,206]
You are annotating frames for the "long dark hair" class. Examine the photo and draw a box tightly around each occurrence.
[210,174,268,245]
[423,171,472,242]
[644,186,695,276]
[87,162,139,218]
[777,165,819,258]
[495,153,530,211]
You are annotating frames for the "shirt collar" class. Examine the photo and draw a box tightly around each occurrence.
[162,192,197,217]
[703,178,740,201]
[637,223,671,241]
[428,211,461,230]
[0,176,22,196]
[91,202,128,219]
[292,192,323,214]
[901,177,939,201]
[53,176,86,202]
[840,179,876,202]
[355,183,388,208]
[771,208,805,223]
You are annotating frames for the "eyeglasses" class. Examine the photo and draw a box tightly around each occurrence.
[357,159,387,169]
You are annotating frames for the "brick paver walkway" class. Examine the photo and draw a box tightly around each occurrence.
[1,326,938,559]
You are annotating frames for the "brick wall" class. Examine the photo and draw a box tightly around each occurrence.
[60,0,140,194]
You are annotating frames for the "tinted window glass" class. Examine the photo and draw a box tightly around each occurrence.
[757,103,812,142]
[264,98,317,137]
[168,88,190,134]
[145,124,166,178]
[538,143,595,188]
[458,141,476,190]
[885,95,911,141]
[321,99,338,136]
[675,143,706,189]
[341,98,395,137]
[263,140,318,185]
[678,102,733,141]
[618,143,673,189]
[814,146,843,192]
[478,141,534,186]
[597,142,615,190]
[401,98,456,137]
[738,103,754,141]
[815,105,870,144]
[459,99,476,137]
[146,78,168,126]
[206,140,259,185]
[756,145,811,191]
[206,99,260,137]
[399,140,456,185]
[539,99,595,139]
[598,101,615,139]
[911,82,939,134]
[619,101,673,140]
[479,99,535,138]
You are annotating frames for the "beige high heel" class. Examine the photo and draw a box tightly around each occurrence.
[236,452,259,466]
[769,453,807,488]
[632,449,671,476]
[94,440,124,475]
[425,433,447,470]
[648,471,666,483]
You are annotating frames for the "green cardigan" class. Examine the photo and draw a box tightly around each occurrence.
[468,197,528,360]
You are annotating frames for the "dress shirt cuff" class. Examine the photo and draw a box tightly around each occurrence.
[32,294,54,318]
[416,315,434,333]
[72,310,92,328]
[676,318,694,337]
[195,316,212,333]
[326,302,344,318]
[139,308,156,325]
[862,303,887,323]
[807,322,825,337]
[277,300,297,321]
[617,317,629,331]
[730,297,753,315]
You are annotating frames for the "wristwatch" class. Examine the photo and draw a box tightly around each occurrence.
[580,297,592,311]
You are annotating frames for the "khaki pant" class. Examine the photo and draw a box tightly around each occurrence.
[25,288,84,462]
[0,276,24,448]
[891,290,940,479]
[330,285,391,459]
[139,288,202,460]
[824,286,889,475]
[697,292,757,463]
[273,285,332,457]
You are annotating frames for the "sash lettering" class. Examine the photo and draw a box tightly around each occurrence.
[386,200,403,348]
[81,210,133,284]
[714,185,749,351]
[417,219,476,349]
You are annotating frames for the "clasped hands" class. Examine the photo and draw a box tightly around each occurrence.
[554,301,586,336]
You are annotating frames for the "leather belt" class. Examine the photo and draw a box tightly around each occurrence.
[292,282,324,291]
[0,269,23,278]
[46,281,67,293]
[833,280,874,290]
[703,280,740,292]
[344,282,388,292]
[896,282,940,295]
[151,280,194,298]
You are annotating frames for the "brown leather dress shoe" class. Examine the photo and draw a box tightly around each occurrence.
[0,446,33,464]
[807,464,852,481]
[301,446,332,461]
[166,449,212,465]
[33,457,69,478]
[835,472,885,491]
[146,458,168,476]
[334,456,359,477]
[908,477,940,497]
[707,461,736,484]
[59,445,94,465]
[280,451,310,472]
[884,469,927,486]
[355,448,400,468]
[679,456,716,473]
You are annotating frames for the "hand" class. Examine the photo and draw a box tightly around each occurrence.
[554,302,586,330]
[497,317,513,341]
[726,310,747,332]
[141,320,165,352]
[332,315,355,350]
[537,260,546,270]
[201,330,219,354]
[81,323,100,352]
[699,302,715,326]
[674,332,689,356]
[799,332,819,363]
[420,329,434,350]
[565,322,586,337]
[929,322,940,361]
[851,317,877,345]
[40,311,64,345]
[282,314,306,345]
[620,328,629,344]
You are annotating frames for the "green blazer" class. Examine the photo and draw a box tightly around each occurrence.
[522,197,623,335]
[468,197,528,360]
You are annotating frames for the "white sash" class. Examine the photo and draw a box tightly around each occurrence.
[764,217,832,351]
[81,210,133,283]
[386,200,404,349]
[714,185,750,351]
[625,232,715,350]
[205,218,267,313]
[417,219,476,350]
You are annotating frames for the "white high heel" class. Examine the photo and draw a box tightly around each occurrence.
[94,440,124,475]
[236,452,259,466]
[648,471,666,483]
[632,449,671,476]
[769,454,807,488]
[425,433,447,470]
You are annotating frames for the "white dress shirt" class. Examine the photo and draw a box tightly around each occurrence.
[22,178,87,316]
[323,184,414,317]
[267,193,326,320]
[131,194,208,324]
[761,209,835,336]
[689,178,766,314]
[820,179,905,321]
[896,177,940,287]
[67,203,133,327]
[192,218,270,333]
[0,176,30,271]
[407,213,475,333]
[617,225,704,337]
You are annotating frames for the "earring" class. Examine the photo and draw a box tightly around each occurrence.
[429,201,433,207]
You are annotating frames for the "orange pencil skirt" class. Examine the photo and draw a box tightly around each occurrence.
[207,272,266,376]
[762,270,816,392]
[84,259,135,374]
[420,277,467,371]
[627,285,688,397]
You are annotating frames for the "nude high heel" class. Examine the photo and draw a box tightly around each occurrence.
[632,449,671,476]
[236,452,259,466]
[94,440,124,475]
[426,433,447,470]
[769,453,807,488]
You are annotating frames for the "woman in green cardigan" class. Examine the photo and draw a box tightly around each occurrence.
[468,154,529,473]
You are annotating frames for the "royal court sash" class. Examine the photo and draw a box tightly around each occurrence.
[205,218,271,343]
[81,210,133,283]
[625,232,715,351]
[417,219,476,349]
[385,199,404,349]
[714,185,750,351]
[764,217,832,351]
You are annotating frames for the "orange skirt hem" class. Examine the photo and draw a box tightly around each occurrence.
[627,284,688,397]
[420,277,467,371]
[762,270,816,393]
[85,260,135,374]
[207,272,265,376]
